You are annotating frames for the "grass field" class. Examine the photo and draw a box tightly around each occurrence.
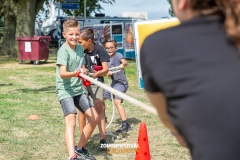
[0,54,190,160]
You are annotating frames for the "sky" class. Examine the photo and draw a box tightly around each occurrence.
[98,0,172,20]
[40,0,172,20]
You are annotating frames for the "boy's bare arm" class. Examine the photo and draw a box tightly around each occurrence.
[58,64,76,79]
[92,62,109,78]
[120,58,128,69]
[81,65,89,74]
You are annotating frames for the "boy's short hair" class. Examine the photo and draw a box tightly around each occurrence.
[105,39,117,47]
[63,18,79,32]
[80,27,94,41]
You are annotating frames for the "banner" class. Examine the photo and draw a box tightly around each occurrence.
[134,18,180,89]
[125,23,135,59]
[87,23,124,55]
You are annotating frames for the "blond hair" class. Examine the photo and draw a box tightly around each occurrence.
[63,18,79,32]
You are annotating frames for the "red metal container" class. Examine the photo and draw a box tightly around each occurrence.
[16,36,51,65]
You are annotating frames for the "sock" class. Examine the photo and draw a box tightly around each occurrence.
[122,120,128,125]
[68,154,77,159]
[76,147,83,152]
[100,139,106,143]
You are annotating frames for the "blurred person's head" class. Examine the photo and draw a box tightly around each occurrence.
[62,18,80,49]
[172,0,240,49]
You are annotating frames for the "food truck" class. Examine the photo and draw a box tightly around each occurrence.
[38,16,144,59]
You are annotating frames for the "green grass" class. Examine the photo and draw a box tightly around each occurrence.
[0,54,190,160]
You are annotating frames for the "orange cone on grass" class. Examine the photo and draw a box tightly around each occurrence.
[135,122,151,160]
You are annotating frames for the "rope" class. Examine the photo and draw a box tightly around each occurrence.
[88,66,125,129]
[105,77,115,129]
[105,67,121,129]
[80,73,158,116]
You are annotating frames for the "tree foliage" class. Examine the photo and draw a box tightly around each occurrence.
[167,0,174,17]
[0,0,115,58]
[63,0,115,17]
[37,0,115,19]
[0,0,45,57]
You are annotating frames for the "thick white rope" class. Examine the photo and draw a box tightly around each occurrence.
[105,76,116,129]
[80,73,158,116]
[105,67,121,129]
[108,66,121,71]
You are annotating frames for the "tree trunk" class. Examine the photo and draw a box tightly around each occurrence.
[0,0,45,58]
[0,0,16,56]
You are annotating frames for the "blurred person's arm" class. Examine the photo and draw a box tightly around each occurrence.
[146,91,188,148]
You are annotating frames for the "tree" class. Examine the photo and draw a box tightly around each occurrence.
[0,0,45,57]
[63,0,115,17]
[0,0,115,58]
[167,0,174,17]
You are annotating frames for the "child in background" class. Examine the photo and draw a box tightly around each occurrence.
[103,39,131,133]
[56,19,98,160]
[78,27,110,151]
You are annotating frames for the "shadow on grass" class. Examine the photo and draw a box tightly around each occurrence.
[0,83,13,86]
[86,117,141,159]
[114,117,141,127]
[19,60,56,65]
[15,86,55,93]
[89,117,141,141]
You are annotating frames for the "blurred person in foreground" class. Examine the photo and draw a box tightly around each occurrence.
[140,0,240,159]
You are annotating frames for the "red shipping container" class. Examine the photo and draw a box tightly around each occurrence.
[16,36,51,65]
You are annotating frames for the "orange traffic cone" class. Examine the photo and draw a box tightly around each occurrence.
[135,122,151,160]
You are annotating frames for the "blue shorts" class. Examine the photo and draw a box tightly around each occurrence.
[103,84,128,102]
[59,94,93,117]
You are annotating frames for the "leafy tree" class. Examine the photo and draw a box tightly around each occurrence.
[0,0,45,57]
[0,0,4,22]
[63,0,115,17]
[0,0,115,58]
[167,0,174,17]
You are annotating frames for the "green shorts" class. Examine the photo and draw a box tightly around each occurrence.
[83,84,104,101]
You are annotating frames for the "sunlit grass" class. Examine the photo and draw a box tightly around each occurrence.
[0,54,190,160]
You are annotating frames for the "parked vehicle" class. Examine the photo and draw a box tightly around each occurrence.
[37,15,144,58]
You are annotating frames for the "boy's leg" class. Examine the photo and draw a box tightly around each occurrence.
[77,107,98,148]
[65,114,77,158]
[94,99,106,140]
[114,99,127,121]
[74,94,98,159]
[89,85,107,150]
[78,110,86,135]
[114,99,131,133]
[78,86,88,137]
[60,97,78,158]
[74,94,98,148]
[113,84,132,133]
[87,85,106,139]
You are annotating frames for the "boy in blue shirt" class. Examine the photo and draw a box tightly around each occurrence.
[103,39,131,133]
